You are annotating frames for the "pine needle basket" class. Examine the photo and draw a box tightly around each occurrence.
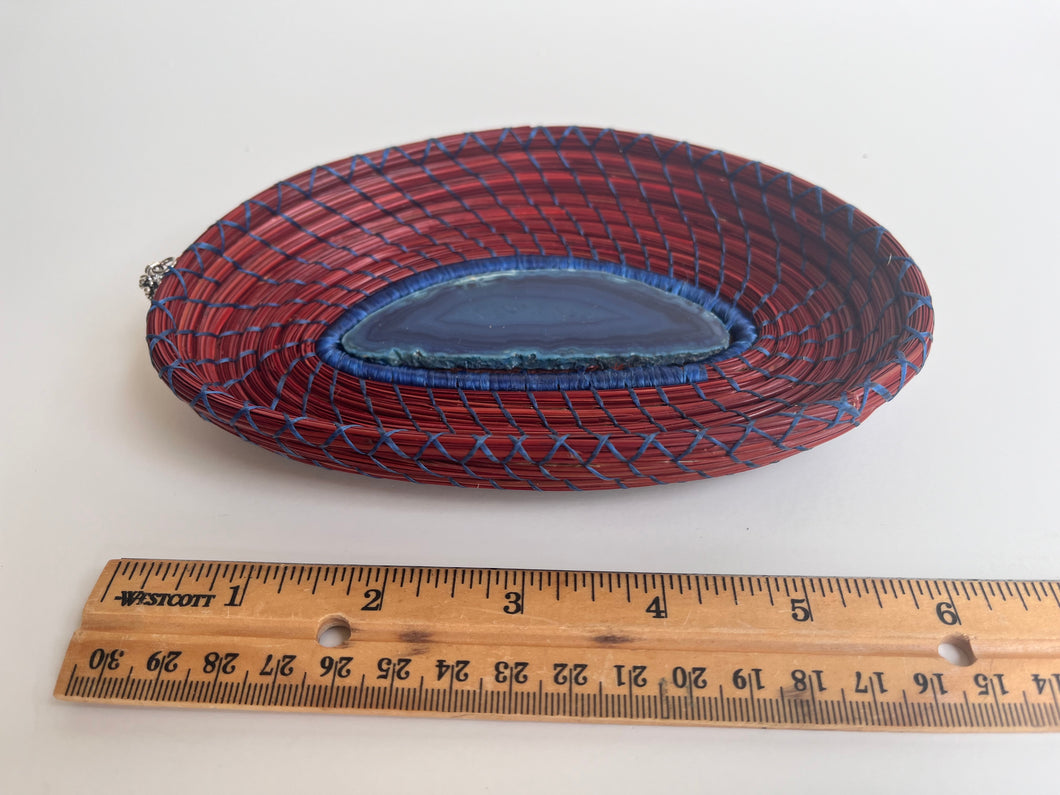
[145,126,933,490]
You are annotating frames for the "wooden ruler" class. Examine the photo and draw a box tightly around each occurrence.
[55,559,1060,731]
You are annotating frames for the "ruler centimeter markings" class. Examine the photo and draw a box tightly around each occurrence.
[55,559,1060,731]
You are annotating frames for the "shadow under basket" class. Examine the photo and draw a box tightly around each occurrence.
[145,126,933,490]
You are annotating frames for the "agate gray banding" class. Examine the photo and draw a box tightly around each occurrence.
[340,269,731,371]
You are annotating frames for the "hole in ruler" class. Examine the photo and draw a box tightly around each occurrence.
[937,635,976,666]
[317,615,352,648]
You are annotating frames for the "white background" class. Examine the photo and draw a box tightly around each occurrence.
[3,0,1059,791]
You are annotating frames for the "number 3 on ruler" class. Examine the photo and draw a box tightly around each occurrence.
[503,591,523,614]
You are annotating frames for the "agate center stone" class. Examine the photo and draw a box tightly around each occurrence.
[339,268,731,371]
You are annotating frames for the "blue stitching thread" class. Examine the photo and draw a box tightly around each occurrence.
[316,255,758,392]
[146,126,931,488]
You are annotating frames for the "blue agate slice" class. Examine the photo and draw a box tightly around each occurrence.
[339,268,731,371]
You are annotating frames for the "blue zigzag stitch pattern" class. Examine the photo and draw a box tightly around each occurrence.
[146,126,932,488]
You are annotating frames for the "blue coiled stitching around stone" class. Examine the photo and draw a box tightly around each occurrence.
[316,255,758,392]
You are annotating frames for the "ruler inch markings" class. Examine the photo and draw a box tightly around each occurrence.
[55,559,1060,732]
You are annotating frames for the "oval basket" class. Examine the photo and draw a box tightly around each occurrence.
[146,126,933,490]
